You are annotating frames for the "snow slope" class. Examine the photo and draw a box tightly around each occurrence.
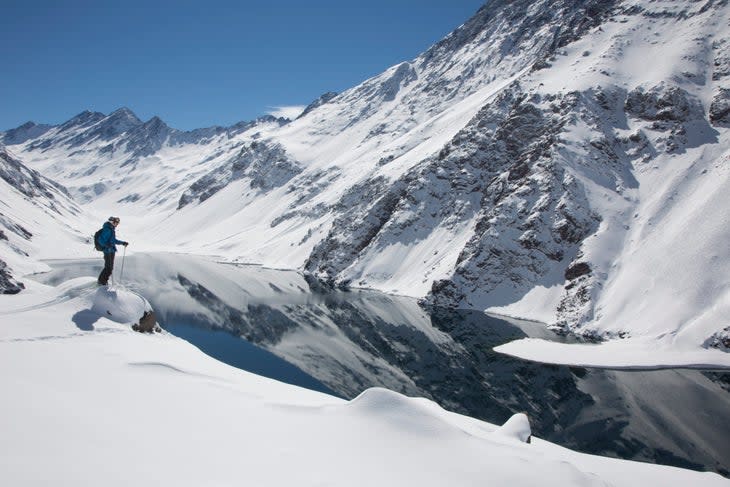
[1,280,727,486]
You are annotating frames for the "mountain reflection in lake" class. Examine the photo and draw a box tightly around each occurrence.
[37,253,730,476]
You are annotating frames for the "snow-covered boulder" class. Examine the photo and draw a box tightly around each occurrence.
[91,286,160,333]
[495,412,532,443]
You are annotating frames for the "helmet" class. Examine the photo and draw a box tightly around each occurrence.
[109,216,120,224]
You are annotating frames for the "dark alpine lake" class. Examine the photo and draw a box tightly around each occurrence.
[35,253,730,477]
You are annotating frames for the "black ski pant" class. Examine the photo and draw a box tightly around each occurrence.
[98,252,115,285]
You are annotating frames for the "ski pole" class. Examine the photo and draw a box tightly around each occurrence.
[119,245,127,285]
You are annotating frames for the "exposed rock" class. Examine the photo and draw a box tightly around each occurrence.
[623,83,710,154]
[123,116,172,160]
[297,92,339,119]
[705,326,730,351]
[0,145,60,200]
[709,88,730,126]
[420,0,617,94]
[178,140,302,208]
[379,62,418,102]
[132,310,161,333]
[0,259,25,294]
[624,85,693,122]
[712,38,730,81]
[565,261,592,280]
[427,88,601,310]
[304,177,407,284]
[0,213,32,241]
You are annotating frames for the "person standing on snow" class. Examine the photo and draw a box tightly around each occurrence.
[97,216,129,286]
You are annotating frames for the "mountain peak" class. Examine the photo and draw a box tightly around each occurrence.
[1,121,53,145]
[62,110,106,129]
[144,115,168,128]
[109,107,141,122]
[16,121,38,130]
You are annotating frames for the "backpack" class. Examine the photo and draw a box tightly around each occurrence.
[93,228,104,251]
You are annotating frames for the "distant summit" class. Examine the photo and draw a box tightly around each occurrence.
[2,121,53,145]
[298,91,339,119]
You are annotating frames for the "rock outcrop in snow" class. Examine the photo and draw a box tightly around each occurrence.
[0,258,25,294]
[177,140,302,208]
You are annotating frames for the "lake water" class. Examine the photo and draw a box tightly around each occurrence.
[34,252,730,477]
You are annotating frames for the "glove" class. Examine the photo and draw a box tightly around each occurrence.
[123,242,129,247]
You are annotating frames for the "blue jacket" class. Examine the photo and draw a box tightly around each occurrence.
[98,221,127,254]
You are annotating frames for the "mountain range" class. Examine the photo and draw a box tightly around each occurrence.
[2,0,729,361]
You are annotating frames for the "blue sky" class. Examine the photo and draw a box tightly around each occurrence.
[1,1,485,131]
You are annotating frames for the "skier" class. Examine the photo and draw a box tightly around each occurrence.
[97,216,129,286]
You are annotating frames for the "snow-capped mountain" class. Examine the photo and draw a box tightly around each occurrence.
[2,0,729,360]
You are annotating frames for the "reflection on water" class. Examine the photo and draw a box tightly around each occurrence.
[35,253,730,476]
[166,322,336,397]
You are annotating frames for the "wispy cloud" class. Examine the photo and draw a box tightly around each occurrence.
[267,105,306,120]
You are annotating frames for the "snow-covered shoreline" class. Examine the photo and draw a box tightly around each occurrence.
[29,251,730,371]
[494,336,730,370]
[2,277,728,486]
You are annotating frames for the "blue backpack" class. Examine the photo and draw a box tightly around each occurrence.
[93,228,104,251]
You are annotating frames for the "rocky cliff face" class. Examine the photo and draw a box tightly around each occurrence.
[423,88,602,313]
[300,0,730,339]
